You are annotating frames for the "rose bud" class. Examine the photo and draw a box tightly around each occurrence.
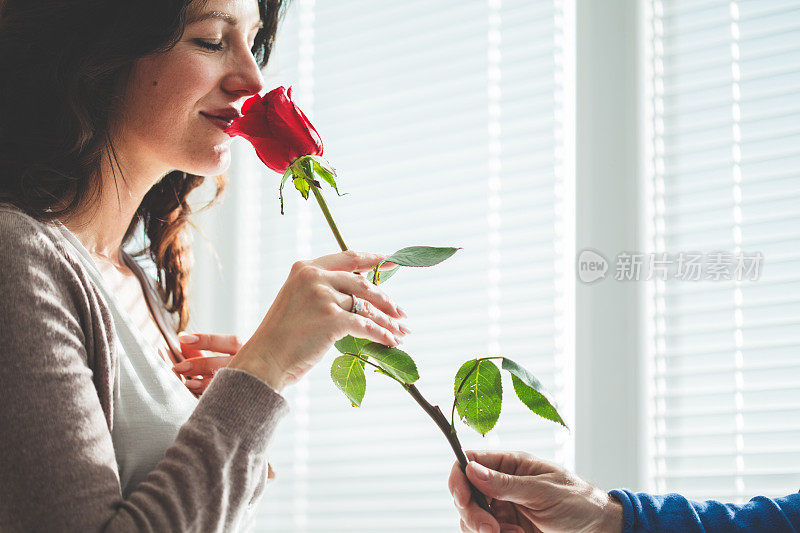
[224,85,323,173]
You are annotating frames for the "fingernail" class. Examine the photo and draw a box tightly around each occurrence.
[471,461,490,481]
[174,361,193,372]
[479,524,492,533]
[394,335,403,346]
[186,380,201,389]
[178,332,199,344]
[399,323,411,335]
[397,305,407,318]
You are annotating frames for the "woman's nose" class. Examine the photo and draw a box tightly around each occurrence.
[223,46,265,98]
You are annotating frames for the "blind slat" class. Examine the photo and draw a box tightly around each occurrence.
[648,0,800,504]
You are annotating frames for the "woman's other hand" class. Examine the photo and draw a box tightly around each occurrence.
[449,450,624,533]
[226,250,407,394]
[172,332,240,396]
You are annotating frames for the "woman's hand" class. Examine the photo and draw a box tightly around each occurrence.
[226,250,408,394]
[172,333,241,396]
[449,450,624,533]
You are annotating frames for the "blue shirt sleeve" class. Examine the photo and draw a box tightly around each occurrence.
[608,489,800,532]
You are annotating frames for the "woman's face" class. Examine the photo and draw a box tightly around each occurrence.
[115,0,265,180]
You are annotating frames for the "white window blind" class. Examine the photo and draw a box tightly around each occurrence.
[646,0,800,503]
[225,0,573,530]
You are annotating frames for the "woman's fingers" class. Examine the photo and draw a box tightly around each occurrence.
[339,310,402,348]
[185,376,210,395]
[307,250,398,274]
[176,333,240,378]
[355,298,407,339]
[326,270,406,321]
[326,282,407,339]
[174,355,231,378]
[231,249,406,393]
[178,332,242,355]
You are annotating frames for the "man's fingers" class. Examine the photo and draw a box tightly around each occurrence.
[498,525,526,533]
[491,500,519,528]
[466,461,538,504]
[449,461,473,508]
[464,449,555,477]
[463,450,513,472]
[450,461,500,533]
[458,499,500,533]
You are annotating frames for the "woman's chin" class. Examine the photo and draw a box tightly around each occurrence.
[185,145,232,176]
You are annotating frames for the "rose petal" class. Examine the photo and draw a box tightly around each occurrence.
[270,93,323,157]
[253,138,296,173]
[241,92,263,114]
[225,111,274,139]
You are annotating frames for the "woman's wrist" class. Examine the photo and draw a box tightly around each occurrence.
[227,346,286,394]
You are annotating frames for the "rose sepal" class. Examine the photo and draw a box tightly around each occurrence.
[279,155,344,215]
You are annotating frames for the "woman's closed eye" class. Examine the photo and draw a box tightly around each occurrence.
[195,39,224,51]
[194,37,258,54]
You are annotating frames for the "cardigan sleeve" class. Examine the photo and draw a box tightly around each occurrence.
[0,211,290,532]
[609,489,800,532]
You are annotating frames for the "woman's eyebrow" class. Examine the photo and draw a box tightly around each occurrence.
[188,10,264,31]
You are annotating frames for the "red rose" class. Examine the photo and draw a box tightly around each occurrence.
[225,85,323,173]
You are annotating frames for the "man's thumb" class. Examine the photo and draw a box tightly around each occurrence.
[465,461,529,502]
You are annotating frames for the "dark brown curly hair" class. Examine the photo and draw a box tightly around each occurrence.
[0,0,288,333]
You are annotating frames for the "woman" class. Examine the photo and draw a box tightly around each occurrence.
[0,0,407,530]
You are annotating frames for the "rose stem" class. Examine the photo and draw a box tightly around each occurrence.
[346,354,492,513]
[318,179,493,513]
[309,183,348,252]
[403,383,493,513]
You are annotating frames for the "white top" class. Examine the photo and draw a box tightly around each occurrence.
[52,220,200,498]
[51,220,270,531]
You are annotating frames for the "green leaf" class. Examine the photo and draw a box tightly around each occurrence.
[367,265,400,285]
[454,359,502,436]
[330,355,366,407]
[501,358,567,428]
[361,342,419,384]
[334,335,370,357]
[385,246,461,268]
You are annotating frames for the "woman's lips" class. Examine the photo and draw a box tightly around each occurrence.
[200,112,233,131]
